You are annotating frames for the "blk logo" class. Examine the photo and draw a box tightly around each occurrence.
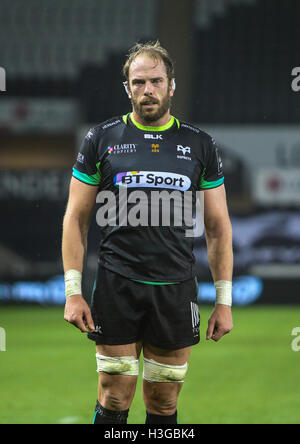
[145,134,163,140]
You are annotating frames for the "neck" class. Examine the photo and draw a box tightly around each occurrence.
[132,109,172,128]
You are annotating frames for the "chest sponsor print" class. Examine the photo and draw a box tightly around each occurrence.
[114,171,191,191]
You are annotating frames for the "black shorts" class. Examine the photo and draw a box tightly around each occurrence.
[87,266,200,350]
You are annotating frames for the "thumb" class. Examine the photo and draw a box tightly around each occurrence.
[84,309,95,332]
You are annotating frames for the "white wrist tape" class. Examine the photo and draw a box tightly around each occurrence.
[215,280,232,307]
[64,269,82,299]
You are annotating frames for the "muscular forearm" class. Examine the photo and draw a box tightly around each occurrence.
[62,216,95,333]
[205,223,233,283]
[205,223,234,341]
[62,213,89,273]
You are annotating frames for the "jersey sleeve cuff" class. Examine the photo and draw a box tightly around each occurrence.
[198,177,224,190]
[72,167,101,186]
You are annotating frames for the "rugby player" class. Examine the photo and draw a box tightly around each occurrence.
[62,42,233,425]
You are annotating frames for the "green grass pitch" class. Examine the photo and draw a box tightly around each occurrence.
[0,305,299,424]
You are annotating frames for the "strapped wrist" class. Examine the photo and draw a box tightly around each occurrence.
[64,269,82,299]
[215,280,232,307]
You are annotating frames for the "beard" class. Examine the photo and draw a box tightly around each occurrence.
[131,92,172,123]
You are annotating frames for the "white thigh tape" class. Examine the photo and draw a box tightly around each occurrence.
[143,357,188,383]
[96,354,139,376]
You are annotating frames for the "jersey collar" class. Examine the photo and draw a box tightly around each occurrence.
[123,113,180,132]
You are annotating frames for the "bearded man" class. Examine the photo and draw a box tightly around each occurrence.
[62,41,233,425]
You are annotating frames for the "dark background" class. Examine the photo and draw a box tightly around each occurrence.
[1,0,300,305]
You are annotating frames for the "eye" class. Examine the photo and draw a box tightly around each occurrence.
[133,80,144,86]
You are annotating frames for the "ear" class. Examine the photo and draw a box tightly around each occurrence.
[123,81,132,99]
[169,78,176,97]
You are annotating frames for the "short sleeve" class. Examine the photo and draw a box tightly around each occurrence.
[72,129,101,186]
[198,137,224,190]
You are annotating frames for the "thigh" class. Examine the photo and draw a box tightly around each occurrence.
[96,342,143,359]
[88,267,148,346]
[143,343,191,365]
[96,343,143,408]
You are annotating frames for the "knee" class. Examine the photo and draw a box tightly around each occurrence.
[96,353,139,411]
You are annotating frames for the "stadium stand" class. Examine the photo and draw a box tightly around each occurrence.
[195,0,257,28]
[0,0,158,79]
[0,0,158,103]
[1,0,299,123]
[193,0,300,123]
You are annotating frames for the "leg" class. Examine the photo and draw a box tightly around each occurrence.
[88,268,148,423]
[93,342,142,424]
[97,342,142,410]
[142,343,191,423]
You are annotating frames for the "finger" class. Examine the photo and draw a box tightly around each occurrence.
[69,315,89,333]
[206,320,215,340]
[77,323,90,333]
[83,310,95,332]
[212,328,226,342]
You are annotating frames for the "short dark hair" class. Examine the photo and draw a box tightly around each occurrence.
[123,40,175,82]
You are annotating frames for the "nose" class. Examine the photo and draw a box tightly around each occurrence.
[143,80,154,96]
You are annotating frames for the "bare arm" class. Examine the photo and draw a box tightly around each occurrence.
[203,185,234,342]
[62,177,98,332]
[204,185,233,282]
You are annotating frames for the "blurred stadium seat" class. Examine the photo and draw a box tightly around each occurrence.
[193,0,300,123]
[0,0,158,80]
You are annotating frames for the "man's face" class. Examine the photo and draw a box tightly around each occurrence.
[128,54,174,123]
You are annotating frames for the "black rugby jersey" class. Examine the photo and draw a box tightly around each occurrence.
[73,113,224,283]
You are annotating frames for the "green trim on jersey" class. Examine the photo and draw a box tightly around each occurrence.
[198,168,224,189]
[123,113,179,132]
[200,177,224,189]
[122,114,129,125]
[130,113,174,131]
[73,161,101,186]
[131,279,180,285]
[174,117,180,129]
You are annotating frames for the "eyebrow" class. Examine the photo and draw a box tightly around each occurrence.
[131,77,164,84]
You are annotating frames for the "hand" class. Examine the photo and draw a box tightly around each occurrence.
[206,305,233,342]
[64,294,95,333]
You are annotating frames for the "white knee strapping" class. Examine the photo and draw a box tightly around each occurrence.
[143,357,188,383]
[96,354,139,376]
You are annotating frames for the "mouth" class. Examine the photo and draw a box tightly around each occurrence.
[141,100,158,106]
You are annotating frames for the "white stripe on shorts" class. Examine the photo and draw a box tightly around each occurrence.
[190,302,199,328]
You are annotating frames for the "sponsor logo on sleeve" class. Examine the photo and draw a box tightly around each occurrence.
[77,153,85,164]
[85,130,94,140]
